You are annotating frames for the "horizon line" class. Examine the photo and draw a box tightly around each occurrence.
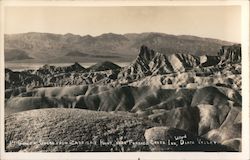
[4,31,239,44]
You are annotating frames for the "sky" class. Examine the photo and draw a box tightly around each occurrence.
[4,6,241,43]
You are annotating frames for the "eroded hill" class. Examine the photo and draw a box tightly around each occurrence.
[5,44,242,152]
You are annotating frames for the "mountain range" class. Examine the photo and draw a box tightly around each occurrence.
[4,32,234,63]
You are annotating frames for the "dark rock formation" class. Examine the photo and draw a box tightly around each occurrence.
[87,61,121,72]
[118,46,155,81]
[199,55,221,67]
[149,52,174,75]
[5,87,26,99]
[5,69,43,89]
[218,44,241,64]
[36,62,86,76]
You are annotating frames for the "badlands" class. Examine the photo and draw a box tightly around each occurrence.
[5,44,241,152]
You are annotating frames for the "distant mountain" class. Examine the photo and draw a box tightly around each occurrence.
[4,32,234,63]
[5,49,33,61]
[87,61,121,72]
[65,51,89,57]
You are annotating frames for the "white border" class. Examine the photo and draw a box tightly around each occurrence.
[0,1,249,160]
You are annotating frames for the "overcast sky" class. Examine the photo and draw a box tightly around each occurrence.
[4,6,241,43]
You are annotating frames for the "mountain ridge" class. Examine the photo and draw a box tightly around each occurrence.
[4,32,235,63]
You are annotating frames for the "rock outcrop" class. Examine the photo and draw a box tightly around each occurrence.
[36,62,86,76]
[199,55,220,67]
[87,61,121,72]
[218,44,241,64]
[118,46,155,81]
[5,68,43,89]
[118,45,237,83]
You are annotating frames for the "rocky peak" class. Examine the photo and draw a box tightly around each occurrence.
[36,64,57,76]
[118,45,201,82]
[87,61,121,72]
[36,62,85,76]
[118,44,241,82]
[218,44,241,64]
[149,52,174,74]
[55,62,85,73]
[70,62,85,70]
[41,64,55,70]
[138,45,156,64]
[117,46,156,82]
